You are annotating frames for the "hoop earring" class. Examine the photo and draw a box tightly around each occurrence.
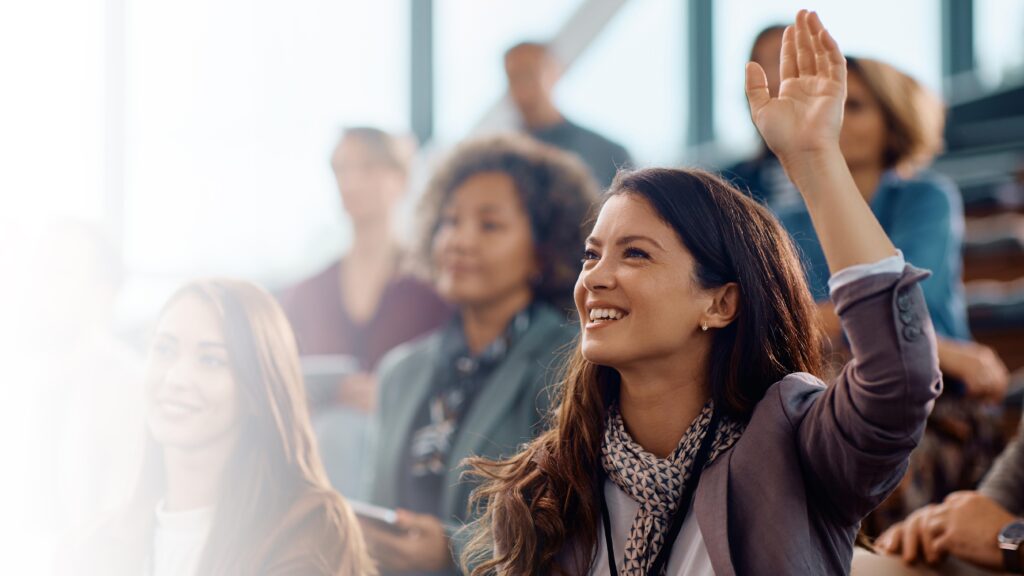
[701,321,708,332]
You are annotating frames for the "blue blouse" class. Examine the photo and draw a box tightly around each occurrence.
[774,169,970,340]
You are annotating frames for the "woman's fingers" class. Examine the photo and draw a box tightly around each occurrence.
[819,27,846,84]
[745,62,771,118]
[780,25,798,81]
[808,11,846,85]
[794,10,817,77]
[808,17,831,79]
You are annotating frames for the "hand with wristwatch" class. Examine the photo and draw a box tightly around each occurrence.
[877,491,1024,573]
[1000,519,1024,574]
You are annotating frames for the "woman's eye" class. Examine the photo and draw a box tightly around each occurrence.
[200,355,228,369]
[624,247,650,260]
[152,342,174,357]
[581,249,599,264]
[481,220,504,232]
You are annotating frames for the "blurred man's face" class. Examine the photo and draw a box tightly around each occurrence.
[504,46,558,114]
[752,30,785,97]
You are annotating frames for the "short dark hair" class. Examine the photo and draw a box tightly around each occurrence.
[504,41,549,60]
[416,134,600,310]
[749,24,787,61]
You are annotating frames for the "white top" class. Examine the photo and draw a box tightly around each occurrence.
[589,479,713,576]
[149,500,215,576]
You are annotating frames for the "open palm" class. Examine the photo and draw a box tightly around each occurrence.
[746,10,847,161]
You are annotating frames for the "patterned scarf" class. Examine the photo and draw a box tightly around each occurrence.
[600,401,745,575]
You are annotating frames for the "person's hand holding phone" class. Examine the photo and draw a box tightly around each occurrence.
[360,508,453,573]
[337,372,378,413]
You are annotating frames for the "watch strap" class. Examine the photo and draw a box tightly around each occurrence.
[1001,520,1024,574]
[1002,543,1023,574]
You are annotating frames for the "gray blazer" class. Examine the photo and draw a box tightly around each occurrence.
[369,304,576,528]
[691,267,942,575]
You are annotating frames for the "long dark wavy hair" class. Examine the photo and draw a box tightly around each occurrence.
[460,168,825,575]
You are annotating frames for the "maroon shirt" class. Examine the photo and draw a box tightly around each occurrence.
[281,260,451,371]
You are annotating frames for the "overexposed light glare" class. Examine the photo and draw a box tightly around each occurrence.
[557,0,687,166]
[123,0,410,289]
[974,0,1024,90]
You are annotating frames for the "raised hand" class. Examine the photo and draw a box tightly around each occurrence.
[745,10,846,163]
[742,9,895,273]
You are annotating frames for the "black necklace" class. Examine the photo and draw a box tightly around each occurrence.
[600,409,720,576]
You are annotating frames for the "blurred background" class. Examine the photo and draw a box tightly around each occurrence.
[1,0,1023,573]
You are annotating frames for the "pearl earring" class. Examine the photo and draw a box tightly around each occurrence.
[701,321,708,332]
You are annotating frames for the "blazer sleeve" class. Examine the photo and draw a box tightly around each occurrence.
[980,424,1024,515]
[791,265,943,524]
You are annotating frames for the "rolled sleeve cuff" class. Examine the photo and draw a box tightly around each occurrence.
[828,250,906,296]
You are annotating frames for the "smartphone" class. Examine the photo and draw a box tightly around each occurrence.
[348,500,405,533]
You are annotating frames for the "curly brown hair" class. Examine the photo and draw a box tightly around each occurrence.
[415,134,601,310]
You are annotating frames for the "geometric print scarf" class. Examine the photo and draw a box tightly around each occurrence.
[600,401,745,575]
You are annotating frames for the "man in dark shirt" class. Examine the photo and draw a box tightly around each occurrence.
[504,41,632,189]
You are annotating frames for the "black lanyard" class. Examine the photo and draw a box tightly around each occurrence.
[600,409,720,576]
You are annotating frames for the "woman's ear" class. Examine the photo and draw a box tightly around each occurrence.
[704,282,741,329]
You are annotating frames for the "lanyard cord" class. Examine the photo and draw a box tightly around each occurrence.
[600,409,720,576]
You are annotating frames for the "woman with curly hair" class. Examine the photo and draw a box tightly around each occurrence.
[362,134,600,574]
[460,11,941,575]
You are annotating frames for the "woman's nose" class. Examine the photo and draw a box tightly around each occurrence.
[581,258,615,291]
[447,221,479,252]
[161,359,194,393]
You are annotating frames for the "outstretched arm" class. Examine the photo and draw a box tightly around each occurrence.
[746,10,895,271]
[751,10,941,524]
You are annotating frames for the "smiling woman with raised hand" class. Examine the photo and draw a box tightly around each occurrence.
[74,280,374,576]
[460,10,941,576]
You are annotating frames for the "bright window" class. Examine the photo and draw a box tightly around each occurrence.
[557,0,687,166]
[974,0,1024,90]
[123,0,410,286]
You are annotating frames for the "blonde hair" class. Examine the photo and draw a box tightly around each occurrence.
[847,57,946,176]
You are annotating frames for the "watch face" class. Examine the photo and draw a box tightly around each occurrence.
[1000,521,1024,543]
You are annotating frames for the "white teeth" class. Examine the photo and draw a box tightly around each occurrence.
[589,308,626,322]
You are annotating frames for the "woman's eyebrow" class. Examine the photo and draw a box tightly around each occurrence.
[617,235,664,250]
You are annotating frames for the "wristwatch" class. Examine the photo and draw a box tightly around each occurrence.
[998,519,1024,573]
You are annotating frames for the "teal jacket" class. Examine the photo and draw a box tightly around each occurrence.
[368,304,576,536]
